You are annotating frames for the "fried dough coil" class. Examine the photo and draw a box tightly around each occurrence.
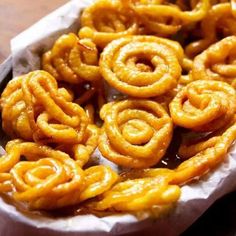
[178,116,236,159]
[7,140,117,209]
[173,117,236,184]
[93,171,180,212]
[192,36,236,85]
[24,71,88,144]
[185,3,236,59]
[57,124,100,167]
[1,76,33,140]
[79,165,118,202]
[42,33,100,84]
[1,70,89,144]
[94,118,236,211]
[79,0,139,48]
[98,99,173,168]
[9,141,83,209]
[0,140,25,193]
[128,0,209,36]
[100,36,183,98]
[170,80,236,132]
[28,165,118,210]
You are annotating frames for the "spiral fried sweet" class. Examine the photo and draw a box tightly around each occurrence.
[79,0,139,48]
[93,171,180,212]
[42,33,100,84]
[178,133,221,159]
[192,36,236,85]
[178,113,236,159]
[128,0,209,36]
[79,165,118,202]
[1,76,33,140]
[170,80,236,132]
[9,141,84,209]
[185,3,236,59]
[172,117,236,184]
[0,140,25,193]
[100,36,183,98]
[1,70,89,144]
[57,124,100,167]
[0,139,118,210]
[30,165,118,210]
[93,117,236,212]
[98,99,173,168]
[25,71,89,144]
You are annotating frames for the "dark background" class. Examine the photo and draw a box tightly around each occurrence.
[0,0,68,63]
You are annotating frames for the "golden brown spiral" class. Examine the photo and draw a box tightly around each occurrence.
[92,169,180,212]
[127,0,210,36]
[100,35,183,98]
[1,76,33,140]
[79,0,139,48]
[1,70,89,144]
[93,116,236,212]
[3,140,118,210]
[57,124,100,168]
[98,99,173,168]
[42,33,101,84]
[169,80,236,132]
[185,3,236,59]
[192,36,236,86]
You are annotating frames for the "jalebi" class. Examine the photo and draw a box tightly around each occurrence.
[170,80,236,132]
[100,35,183,97]
[79,0,139,48]
[42,33,101,84]
[98,99,173,168]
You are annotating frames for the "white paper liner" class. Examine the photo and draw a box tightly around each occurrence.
[0,0,234,235]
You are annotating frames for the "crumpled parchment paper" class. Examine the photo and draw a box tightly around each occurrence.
[0,0,235,235]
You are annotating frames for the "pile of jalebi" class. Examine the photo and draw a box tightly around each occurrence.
[0,0,236,217]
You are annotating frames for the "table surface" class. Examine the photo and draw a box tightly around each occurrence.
[0,0,68,63]
[0,1,235,236]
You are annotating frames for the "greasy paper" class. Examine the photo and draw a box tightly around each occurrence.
[0,0,235,235]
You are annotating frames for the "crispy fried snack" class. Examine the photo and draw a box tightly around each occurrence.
[93,117,236,212]
[127,0,209,36]
[178,132,221,160]
[93,170,180,211]
[79,0,139,48]
[25,163,117,210]
[185,3,236,59]
[192,36,236,85]
[98,99,173,168]
[173,117,236,184]
[10,142,84,209]
[100,36,183,98]
[0,140,25,193]
[1,70,89,144]
[2,0,236,216]
[42,33,101,84]
[170,80,236,132]
[1,76,33,140]
[57,124,100,167]
[3,140,117,210]
[79,165,119,202]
